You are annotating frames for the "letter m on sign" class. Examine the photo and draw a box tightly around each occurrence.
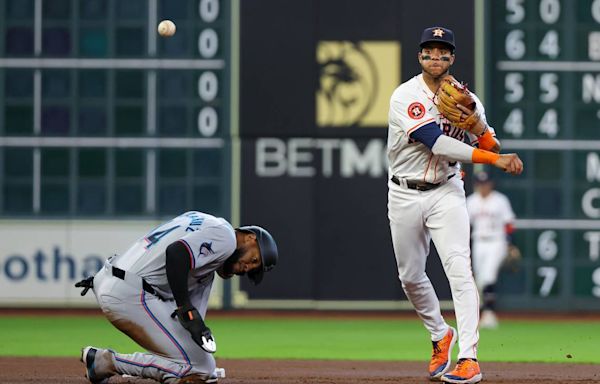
[587,152,600,182]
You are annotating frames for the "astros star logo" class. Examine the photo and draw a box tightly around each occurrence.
[407,102,426,119]
[433,28,445,37]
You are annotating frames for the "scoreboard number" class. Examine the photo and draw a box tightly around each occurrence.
[537,231,558,297]
[539,73,559,104]
[538,30,559,59]
[537,266,557,297]
[505,73,524,103]
[197,0,221,137]
[537,230,558,261]
[539,0,561,24]
[593,268,600,297]
[593,0,600,23]
[491,0,600,308]
[199,0,220,22]
[505,0,525,24]
[505,30,526,60]
[589,32,600,60]
[537,109,559,138]
[503,109,524,137]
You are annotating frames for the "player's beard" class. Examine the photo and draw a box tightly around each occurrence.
[222,249,244,276]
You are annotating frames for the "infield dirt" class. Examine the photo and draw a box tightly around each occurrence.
[1,357,599,384]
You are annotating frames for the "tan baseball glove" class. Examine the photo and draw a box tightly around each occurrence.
[435,75,485,135]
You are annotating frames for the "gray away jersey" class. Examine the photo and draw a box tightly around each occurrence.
[111,211,237,299]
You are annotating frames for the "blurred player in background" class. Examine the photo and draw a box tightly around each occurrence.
[75,211,278,384]
[387,26,523,384]
[466,171,518,329]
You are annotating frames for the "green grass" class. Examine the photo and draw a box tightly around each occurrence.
[1,315,598,364]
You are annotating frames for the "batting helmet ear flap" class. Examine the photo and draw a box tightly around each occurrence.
[236,225,278,285]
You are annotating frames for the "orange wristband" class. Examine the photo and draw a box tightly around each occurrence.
[505,223,515,235]
[472,148,500,164]
[477,130,497,151]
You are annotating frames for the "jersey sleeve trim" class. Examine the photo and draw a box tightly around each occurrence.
[178,239,195,269]
[407,117,435,136]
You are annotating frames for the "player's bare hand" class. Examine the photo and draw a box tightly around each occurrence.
[494,153,523,175]
[447,102,473,122]
[456,103,471,116]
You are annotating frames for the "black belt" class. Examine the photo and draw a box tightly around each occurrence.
[391,174,454,191]
[111,266,165,301]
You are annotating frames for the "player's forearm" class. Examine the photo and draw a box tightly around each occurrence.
[166,240,193,308]
[477,128,500,153]
[471,148,500,164]
[432,134,499,164]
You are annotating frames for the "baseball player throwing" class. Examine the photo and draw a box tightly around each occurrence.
[387,27,523,383]
[75,211,278,383]
[467,171,517,329]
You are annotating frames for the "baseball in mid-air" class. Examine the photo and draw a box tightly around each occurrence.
[157,20,176,37]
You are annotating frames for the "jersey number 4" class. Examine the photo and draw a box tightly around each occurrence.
[145,226,180,249]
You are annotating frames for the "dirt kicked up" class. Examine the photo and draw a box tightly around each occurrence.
[1,357,600,384]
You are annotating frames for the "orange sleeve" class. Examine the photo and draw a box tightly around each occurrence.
[472,148,500,164]
[477,130,497,151]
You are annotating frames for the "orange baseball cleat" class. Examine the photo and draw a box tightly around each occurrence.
[429,326,457,380]
[441,358,482,383]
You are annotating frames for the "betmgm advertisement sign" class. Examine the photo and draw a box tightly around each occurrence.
[239,0,475,303]
[256,41,400,179]
[240,16,406,302]
[316,41,400,128]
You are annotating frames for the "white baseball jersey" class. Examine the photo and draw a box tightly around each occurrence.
[466,191,515,241]
[112,211,236,300]
[387,73,493,182]
[467,191,515,288]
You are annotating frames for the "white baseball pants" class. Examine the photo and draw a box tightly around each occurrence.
[388,176,479,359]
[472,238,508,289]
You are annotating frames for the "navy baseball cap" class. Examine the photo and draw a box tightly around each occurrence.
[420,27,455,51]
